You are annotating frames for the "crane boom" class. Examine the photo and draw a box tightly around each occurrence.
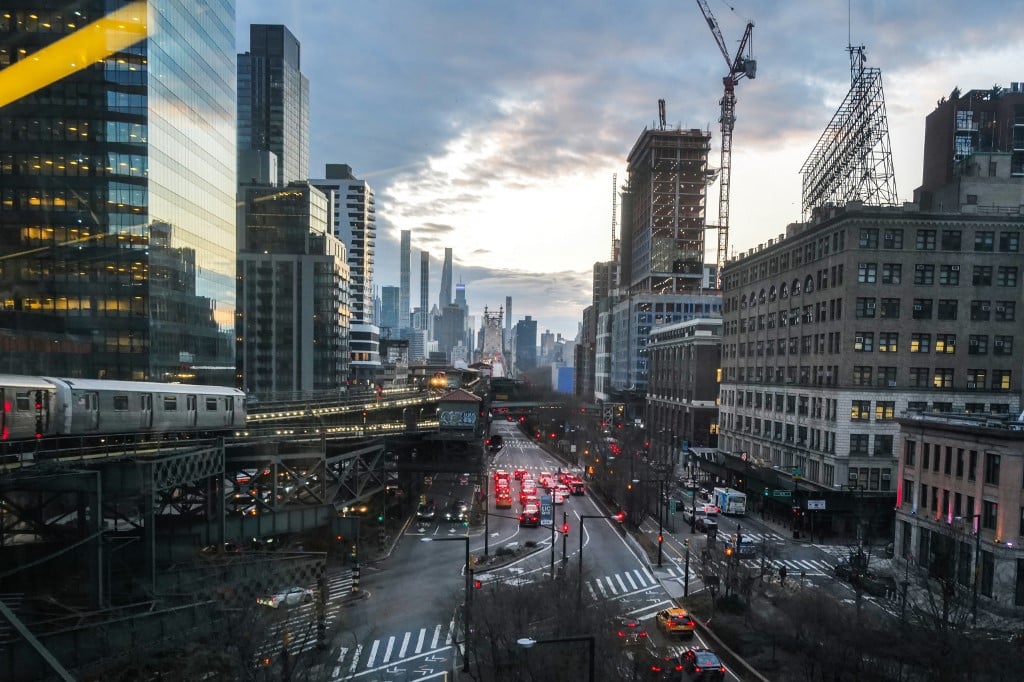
[694,0,755,288]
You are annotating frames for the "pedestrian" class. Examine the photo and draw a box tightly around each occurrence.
[779,564,787,586]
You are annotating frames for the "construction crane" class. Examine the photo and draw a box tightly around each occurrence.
[695,0,755,288]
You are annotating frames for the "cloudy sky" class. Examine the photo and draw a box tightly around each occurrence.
[236,0,1021,340]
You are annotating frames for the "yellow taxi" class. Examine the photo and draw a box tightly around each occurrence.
[656,607,696,638]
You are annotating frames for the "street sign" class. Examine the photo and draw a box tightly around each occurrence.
[807,499,826,510]
[540,495,553,525]
[771,489,792,498]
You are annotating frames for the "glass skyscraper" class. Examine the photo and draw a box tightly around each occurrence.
[0,0,237,382]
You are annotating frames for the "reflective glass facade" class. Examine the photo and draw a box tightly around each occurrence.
[0,1,237,382]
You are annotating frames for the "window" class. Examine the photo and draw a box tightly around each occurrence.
[851,400,871,421]
[992,370,1012,391]
[874,435,894,457]
[944,447,953,476]
[876,366,897,387]
[995,301,1015,322]
[998,231,1019,252]
[855,298,876,318]
[973,265,993,286]
[974,231,994,252]
[993,335,1012,355]
[916,229,936,250]
[854,332,874,352]
[935,334,956,354]
[878,332,898,352]
[909,368,930,388]
[938,264,960,286]
[923,443,931,469]
[968,335,988,354]
[904,440,916,467]
[882,229,903,249]
[969,450,978,481]
[982,500,998,530]
[996,267,1018,287]
[956,449,964,478]
[163,396,178,411]
[875,401,895,421]
[933,369,954,389]
[858,228,878,248]
[113,395,129,411]
[910,333,931,353]
[937,299,958,320]
[907,400,928,412]
[940,230,962,250]
[912,299,932,319]
[881,263,901,284]
[852,365,873,386]
[913,263,934,285]
[966,369,987,390]
[984,453,1000,485]
[205,397,219,411]
[879,298,900,318]
[857,263,877,283]
[970,300,991,321]
[850,434,869,454]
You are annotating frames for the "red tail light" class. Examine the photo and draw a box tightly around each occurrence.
[719,666,727,672]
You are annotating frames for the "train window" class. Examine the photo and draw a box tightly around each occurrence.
[141,394,152,411]
[187,396,196,411]
[163,396,177,411]
[205,397,218,411]
[113,396,129,411]
[16,392,30,410]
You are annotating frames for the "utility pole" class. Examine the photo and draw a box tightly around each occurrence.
[657,480,665,567]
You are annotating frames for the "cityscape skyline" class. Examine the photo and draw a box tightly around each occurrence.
[236,0,1022,339]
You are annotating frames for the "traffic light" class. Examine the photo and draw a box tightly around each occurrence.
[683,538,689,550]
[473,579,483,589]
[657,534,663,543]
[613,511,626,522]
[561,523,569,535]
[376,513,384,523]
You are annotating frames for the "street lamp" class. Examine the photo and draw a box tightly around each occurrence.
[421,536,472,671]
[517,635,595,682]
[577,513,624,608]
[954,513,983,625]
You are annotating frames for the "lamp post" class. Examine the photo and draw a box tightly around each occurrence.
[955,513,983,625]
[421,536,471,672]
[577,513,622,608]
[517,635,595,682]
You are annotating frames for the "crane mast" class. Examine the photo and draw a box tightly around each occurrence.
[695,0,755,288]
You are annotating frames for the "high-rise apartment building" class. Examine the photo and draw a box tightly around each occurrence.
[0,1,237,382]
[400,230,412,331]
[439,247,453,308]
[624,127,711,294]
[237,182,350,395]
[238,25,309,187]
[504,295,512,353]
[380,286,400,337]
[419,251,430,331]
[515,316,538,372]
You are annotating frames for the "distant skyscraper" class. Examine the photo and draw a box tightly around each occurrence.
[439,247,453,308]
[0,1,237,381]
[238,25,309,187]
[515,316,538,372]
[455,281,468,313]
[419,251,430,331]
[400,230,412,330]
[505,295,512,352]
[381,286,400,336]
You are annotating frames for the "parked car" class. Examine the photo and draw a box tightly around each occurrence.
[256,586,314,609]
[680,648,726,681]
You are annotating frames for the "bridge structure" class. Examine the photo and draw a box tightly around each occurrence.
[0,370,561,680]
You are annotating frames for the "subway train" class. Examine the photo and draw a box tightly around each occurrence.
[0,374,246,442]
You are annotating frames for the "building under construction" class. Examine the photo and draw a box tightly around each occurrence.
[622,124,711,295]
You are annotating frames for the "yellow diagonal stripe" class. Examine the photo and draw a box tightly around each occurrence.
[0,1,148,108]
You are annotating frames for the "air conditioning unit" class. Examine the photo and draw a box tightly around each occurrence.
[913,305,922,311]
[982,305,991,311]
[951,265,960,271]
[915,264,926,271]
[855,336,865,344]
[888,381,897,387]
[884,233,895,240]
[996,306,1005,312]
[866,302,876,309]
[967,382,977,389]
[881,472,891,480]
[994,340,1004,347]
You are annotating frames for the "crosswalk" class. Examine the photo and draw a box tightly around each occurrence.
[739,557,834,575]
[585,568,662,599]
[329,621,455,679]
[255,569,356,659]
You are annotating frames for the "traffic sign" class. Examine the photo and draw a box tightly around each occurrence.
[540,495,553,525]
[771,489,792,498]
[807,499,826,510]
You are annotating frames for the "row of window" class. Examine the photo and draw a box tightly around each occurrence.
[858,228,1019,253]
[857,263,1018,287]
[853,332,1015,355]
[906,482,997,532]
